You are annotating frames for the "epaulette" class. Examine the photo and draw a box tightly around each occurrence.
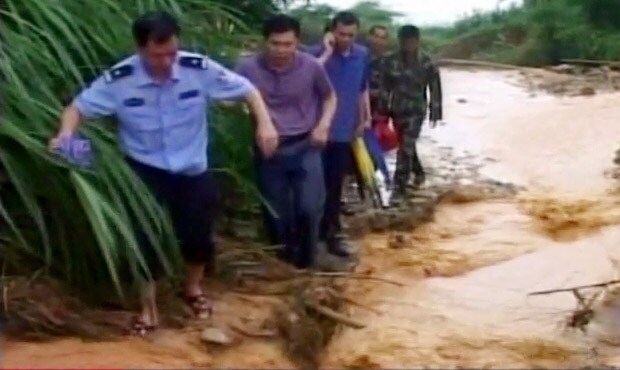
[179,55,209,69]
[103,64,133,83]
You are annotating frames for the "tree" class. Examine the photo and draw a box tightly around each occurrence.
[348,0,403,31]
[289,0,404,44]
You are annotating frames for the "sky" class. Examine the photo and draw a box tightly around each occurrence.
[317,0,523,26]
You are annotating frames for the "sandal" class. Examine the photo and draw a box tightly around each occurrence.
[127,316,158,337]
[181,293,213,319]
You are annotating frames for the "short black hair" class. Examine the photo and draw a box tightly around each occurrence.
[398,25,420,40]
[262,14,301,39]
[132,11,180,47]
[331,11,360,29]
[369,25,388,35]
[323,22,331,34]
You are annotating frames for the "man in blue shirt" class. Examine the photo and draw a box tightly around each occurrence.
[310,12,371,258]
[48,11,278,335]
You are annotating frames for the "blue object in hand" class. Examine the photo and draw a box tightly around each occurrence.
[55,134,94,168]
[363,129,390,183]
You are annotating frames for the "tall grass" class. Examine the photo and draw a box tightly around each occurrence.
[0,0,270,300]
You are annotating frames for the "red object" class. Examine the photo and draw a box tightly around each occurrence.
[373,115,399,151]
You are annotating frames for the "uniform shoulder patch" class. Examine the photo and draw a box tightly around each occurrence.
[179,55,209,69]
[103,64,133,84]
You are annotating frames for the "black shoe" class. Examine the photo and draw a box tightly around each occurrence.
[413,172,426,187]
[276,247,294,264]
[326,235,351,258]
[390,187,407,207]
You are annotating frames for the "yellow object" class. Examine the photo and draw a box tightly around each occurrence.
[351,137,376,189]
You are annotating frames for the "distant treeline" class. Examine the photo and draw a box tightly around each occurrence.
[423,0,620,66]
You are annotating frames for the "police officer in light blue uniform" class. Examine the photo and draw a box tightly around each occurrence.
[49,11,278,336]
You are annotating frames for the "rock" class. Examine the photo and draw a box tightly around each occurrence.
[344,213,371,239]
[201,326,234,345]
[369,212,390,232]
[230,220,260,240]
[388,233,410,249]
[552,85,568,94]
[578,86,596,96]
[315,251,356,272]
[408,190,438,200]
[550,64,575,74]
[407,197,435,209]
[388,210,414,231]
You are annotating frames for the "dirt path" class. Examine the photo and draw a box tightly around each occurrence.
[3,68,620,369]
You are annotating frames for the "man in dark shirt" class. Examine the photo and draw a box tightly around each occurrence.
[309,12,371,257]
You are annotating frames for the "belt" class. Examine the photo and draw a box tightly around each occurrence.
[279,132,310,146]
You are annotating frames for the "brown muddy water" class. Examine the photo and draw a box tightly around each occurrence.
[3,68,620,369]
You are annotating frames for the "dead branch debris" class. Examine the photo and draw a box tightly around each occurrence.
[528,280,620,333]
[528,280,620,296]
[276,278,364,370]
[4,242,376,370]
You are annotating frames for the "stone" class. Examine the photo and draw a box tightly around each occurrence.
[550,64,575,74]
[344,213,371,239]
[201,326,234,345]
[369,212,390,232]
[579,86,596,96]
[231,220,260,240]
[408,190,438,200]
[315,251,356,272]
[388,233,410,249]
[387,210,416,231]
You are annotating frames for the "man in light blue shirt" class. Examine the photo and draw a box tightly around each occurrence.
[48,11,277,336]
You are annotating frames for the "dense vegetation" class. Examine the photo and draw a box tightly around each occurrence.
[424,0,620,66]
[0,0,287,300]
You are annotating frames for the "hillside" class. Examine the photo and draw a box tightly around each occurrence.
[424,0,620,66]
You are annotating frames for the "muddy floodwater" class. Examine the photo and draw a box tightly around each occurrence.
[4,68,620,369]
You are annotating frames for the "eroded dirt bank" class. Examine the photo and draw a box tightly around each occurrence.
[3,68,620,369]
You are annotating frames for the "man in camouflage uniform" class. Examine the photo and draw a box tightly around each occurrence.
[367,25,390,114]
[374,25,442,201]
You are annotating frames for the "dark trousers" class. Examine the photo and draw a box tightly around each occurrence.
[127,158,218,279]
[393,116,425,189]
[321,141,354,240]
[255,134,325,268]
[347,149,367,201]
